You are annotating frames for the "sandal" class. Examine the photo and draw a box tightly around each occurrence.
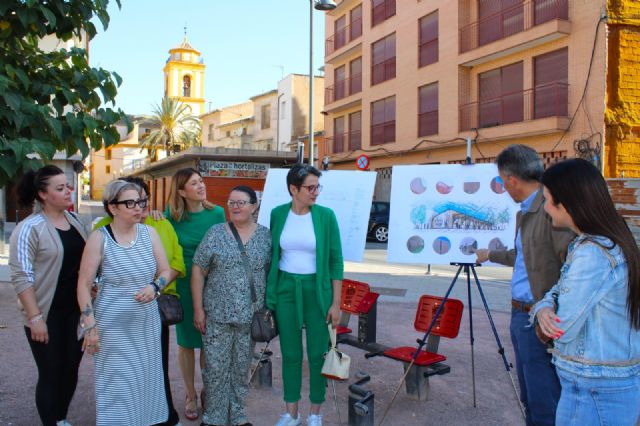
[185,394,198,421]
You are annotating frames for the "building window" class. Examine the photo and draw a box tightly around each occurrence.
[334,116,345,153]
[183,75,191,97]
[226,130,231,137]
[350,5,363,40]
[334,65,346,101]
[371,96,395,145]
[419,11,438,68]
[478,61,523,128]
[534,47,568,119]
[371,33,396,86]
[281,100,286,119]
[372,0,396,27]
[105,165,111,174]
[105,150,112,160]
[350,57,362,95]
[349,111,362,150]
[335,15,347,51]
[418,82,438,137]
[261,105,271,129]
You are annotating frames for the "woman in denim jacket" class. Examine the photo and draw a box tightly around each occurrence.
[533,159,640,426]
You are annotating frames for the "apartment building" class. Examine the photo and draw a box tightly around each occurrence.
[201,74,325,154]
[322,0,607,200]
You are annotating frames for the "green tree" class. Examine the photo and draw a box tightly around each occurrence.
[0,0,130,186]
[139,96,200,157]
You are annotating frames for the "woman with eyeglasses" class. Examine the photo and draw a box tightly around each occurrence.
[166,167,226,420]
[267,164,344,426]
[191,186,271,426]
[93,176,185,426]
[533,159,640,425]
[9,165,88,426]
[77,179,174,425]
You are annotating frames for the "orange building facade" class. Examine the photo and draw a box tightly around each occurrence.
[322,0,609,200]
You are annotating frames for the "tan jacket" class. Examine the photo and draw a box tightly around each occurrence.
[9,211,89,323]
[489,188,575,301]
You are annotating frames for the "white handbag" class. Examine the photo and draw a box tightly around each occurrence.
[321,324,351,381]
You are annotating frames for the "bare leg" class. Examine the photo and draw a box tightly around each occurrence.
[178,346,196,399]
[310,403,321,415]
[286,401,299,418]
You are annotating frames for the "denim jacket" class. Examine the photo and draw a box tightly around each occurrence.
[532,234,640,378]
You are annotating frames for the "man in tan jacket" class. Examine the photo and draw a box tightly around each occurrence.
[476,145,574,426]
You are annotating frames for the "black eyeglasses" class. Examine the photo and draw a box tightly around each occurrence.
[299,184,323,193]
[111,198,148,209]
[227,200,253,208]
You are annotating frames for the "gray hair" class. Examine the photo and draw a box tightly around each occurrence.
[102,180,141,217]
[495,144,543,182]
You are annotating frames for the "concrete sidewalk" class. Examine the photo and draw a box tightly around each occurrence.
[0,280,524,426]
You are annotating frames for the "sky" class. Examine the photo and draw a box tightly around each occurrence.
[90,0,331,116]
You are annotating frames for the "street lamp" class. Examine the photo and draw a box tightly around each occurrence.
[309,0,337,167]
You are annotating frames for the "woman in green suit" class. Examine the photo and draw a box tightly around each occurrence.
[266,164,344,426]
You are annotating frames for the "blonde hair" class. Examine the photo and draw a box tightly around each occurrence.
[102,180,141,218]
[167,168,214,222]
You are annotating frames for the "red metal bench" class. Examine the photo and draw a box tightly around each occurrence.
[338,279,379,344]
[383,295,464,400]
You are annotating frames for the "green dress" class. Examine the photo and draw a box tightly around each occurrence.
[167,206,226,348]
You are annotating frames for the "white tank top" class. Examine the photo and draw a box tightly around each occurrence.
[279,210,317,274]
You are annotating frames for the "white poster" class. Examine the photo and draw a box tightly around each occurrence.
[258,169,377,262]
[388,164,518,265]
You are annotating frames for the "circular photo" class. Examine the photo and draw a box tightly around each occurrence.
[490,176,506,194]
[488,237,507,251]
[459,237,478,256]
[463,182,480,194]
[407,236,425,254]
[432,236,451,255]
[410,177,427,194]
[436,181,453,195]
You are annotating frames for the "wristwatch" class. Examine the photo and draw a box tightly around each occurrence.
[150,281,161,297]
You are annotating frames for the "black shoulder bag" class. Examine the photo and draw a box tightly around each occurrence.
[228,222,278,342]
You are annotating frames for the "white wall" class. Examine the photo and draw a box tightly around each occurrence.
[277,75,294,152]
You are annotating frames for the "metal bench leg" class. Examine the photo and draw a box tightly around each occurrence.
[402,363,430,401]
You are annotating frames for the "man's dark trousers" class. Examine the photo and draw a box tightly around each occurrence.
[510,308,560,426]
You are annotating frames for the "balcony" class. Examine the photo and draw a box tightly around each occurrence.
[371,58,395,86]
[325,18,362,57]
[459,83,569,133]
[371,121,395,145]
[325,74,362,105]
[459,0,569,66]
[326,130,362,154]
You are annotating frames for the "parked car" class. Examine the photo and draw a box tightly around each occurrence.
[368,201,390,243]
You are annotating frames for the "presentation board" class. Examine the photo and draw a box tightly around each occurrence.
[388,164,518,265]
[257,169,377,262]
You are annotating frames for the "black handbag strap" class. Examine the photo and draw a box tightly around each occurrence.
[228,222,257,303]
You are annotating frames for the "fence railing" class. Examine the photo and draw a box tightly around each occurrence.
[326,130,362,153]
[325,74,362,104]
[371,58,395,85]
[459,0,568,53]
[325,18,363,56]
[459,82,568,131]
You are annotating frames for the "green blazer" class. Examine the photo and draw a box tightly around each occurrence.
[266,202,344,315]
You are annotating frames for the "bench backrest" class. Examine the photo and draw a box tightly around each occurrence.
[341,279,371,315]
[414,295,464,339]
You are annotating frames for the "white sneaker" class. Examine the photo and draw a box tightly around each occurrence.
[306,414,323,426]
[275,412,302,426]
[56,421,72,426]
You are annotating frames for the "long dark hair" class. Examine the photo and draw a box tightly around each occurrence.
[16,165,65,208]
[541,159,640,329]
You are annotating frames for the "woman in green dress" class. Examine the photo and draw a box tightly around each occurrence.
[166,167,226,421]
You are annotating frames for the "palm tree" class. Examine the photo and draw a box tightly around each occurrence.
[138,96,201,157]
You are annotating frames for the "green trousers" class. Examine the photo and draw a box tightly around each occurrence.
[275,271,330,404]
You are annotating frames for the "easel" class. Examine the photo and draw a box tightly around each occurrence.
[377,140,525,425]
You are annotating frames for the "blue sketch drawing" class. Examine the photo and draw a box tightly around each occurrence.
[411,202,510,231]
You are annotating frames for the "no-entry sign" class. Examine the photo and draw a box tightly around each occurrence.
[355,154,370,170]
